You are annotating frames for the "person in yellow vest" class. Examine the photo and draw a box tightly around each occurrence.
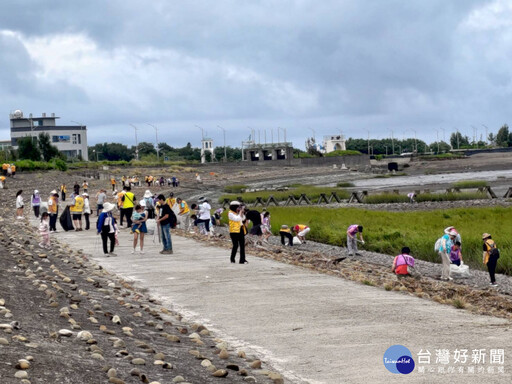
[70,193,85,231]
[2,163,8,177]
[60,184,67,201]
[165,192,176,208]
[279,225,293,246]
[228,201,247,263]
[10,164,16,177]
[116,189,125,223]
[176,197,191,232]
[0,175,6,189]
[121,186,136,228]
[82,180,89,193]
[110,176,116,191]
[48,190,59,231]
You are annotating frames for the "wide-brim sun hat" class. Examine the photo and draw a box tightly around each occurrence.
[482,233,491,240]
[82,193,89,197]
[448,230,458,236]
[34,189,39,194]
[50,190,57,194]
[103,202,115,212]
[230,201,241,206]
[144,190,152,198]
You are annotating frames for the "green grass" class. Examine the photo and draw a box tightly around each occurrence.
[260,206,512,274]
[452,180,489,189]
[362,191,489,204]
[219,186,351,204]
[364,194,410,204]
[325,150,363,157]
[336,182,355,188]
[223,185,249,194]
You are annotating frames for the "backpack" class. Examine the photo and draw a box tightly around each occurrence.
[434,237,443,252]
[490,248,500,259]
[168,210,177,228]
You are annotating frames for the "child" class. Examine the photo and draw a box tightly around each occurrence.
[131,205,147,254]
[131,205,144,234]
[16,190,24,219]
[392,247,415,276]
[261,211,271,242]
[39,212,51,249]
[450,241,463,266]
[83,193,91,230]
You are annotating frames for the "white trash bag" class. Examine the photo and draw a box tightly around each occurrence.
[450,262,471,279]
[145,219,156,235]
[293,236,302,245]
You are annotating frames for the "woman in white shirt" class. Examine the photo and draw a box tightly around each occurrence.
[16,190,24,219]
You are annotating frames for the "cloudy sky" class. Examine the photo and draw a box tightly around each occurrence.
[1,0,511,150]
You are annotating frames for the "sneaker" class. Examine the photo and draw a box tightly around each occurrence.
[166,249,173,254]
[140,250,145,255]
[490,282,498,286]
[448,277,454,281]
[131,249,135,254]
[109,252,117,256]
[355,252,362,256]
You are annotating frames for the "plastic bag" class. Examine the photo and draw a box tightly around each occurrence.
[146,219,156,235]
[293,236,302,245]
[450,263,470,279]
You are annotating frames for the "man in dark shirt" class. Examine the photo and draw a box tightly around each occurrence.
[245,209,263,244]
[156,194,176,254]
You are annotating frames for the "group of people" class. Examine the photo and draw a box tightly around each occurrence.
[0,163,16,188]
[143,175,180,188]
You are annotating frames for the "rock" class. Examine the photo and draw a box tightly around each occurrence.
[219,349,229,359]
[166,335,180,342]
[107,368,117,378]
[250,360,262,369]
[188,332,200,339]
[201,359,212,367]
[109,378,125,384]
[0,338,9,345]
[16,359,31,370]
[113,339,125,348]
[268,372,284,383]
[58,329,73,337]
[77,331,93,341]
[162,362,173,369]
[239,369,248,376]
[131,358,146,365]
[15,370,29,379]
[243,377,257,383]
[237,350,246,358]
[212,369,229,377]
[112,315,121,324]
[0,299,4,306]
[154,360,165,365]
[172,376,185,383]
[154,352,165,360]
[130,368,141,377]
[91,353,105,360]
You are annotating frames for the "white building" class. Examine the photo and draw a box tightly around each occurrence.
[323,134,346,153]
[9,110,88,160]
[201,137,214,163]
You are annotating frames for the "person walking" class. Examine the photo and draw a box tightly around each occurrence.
[198,199,212,238]
[110,176,116,192]
[31,189,41,218]
[131,204,148,254]
[177,198,191,232]
[122,186,136,228]
[83,193,91,230]
[48,190,59,232]
[38,212,51,249]
[96,189,107,216]
[228,201,247,264]
[60,183,67,201]
[438,229,457,281]
[70,192,84,231]
[97,202,117,256]
[346,224,364,256]
[82,180,89,193]
[15,190,24,219]
[156,194,176,254]
[482,233,499,286]
[142,190,155,219]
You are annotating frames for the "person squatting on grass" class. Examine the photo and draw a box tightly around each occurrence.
[228,201,248,264]
[450,241,463,266]
[391,247,416,276]
[293,224,310,243]
[482,233,499,286]
[438,229,458,281]
[346,224,364,256]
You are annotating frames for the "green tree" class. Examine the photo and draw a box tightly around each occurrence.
[430,141,451,153]
[496,124,510,147]
[488,133,496,146]
[17,136,41,161]
[450,132,469,149]
[133,142,156,157]
[37,132,60,161]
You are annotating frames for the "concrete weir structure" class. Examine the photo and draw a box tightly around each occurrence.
[41,219,512,384]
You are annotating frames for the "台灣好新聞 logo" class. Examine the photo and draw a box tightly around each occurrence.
[383,345,415,374]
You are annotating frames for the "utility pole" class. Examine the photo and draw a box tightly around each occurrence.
[436,129,440,153]
[365,129,370,155]
[390,130,395,154]
[482,124,489,145]
[146,123,160,161]
[217,125,227,162]
[129,124,139,160]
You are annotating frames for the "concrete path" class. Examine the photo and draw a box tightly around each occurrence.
[41,220,512,384]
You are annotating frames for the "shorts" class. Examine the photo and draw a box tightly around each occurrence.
[451,259,461,266]
[250,224,262,236]
[97,204,104,211]
[298,227,310,237]
[72,214,82,220]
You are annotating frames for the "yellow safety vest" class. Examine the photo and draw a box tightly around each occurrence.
[70,196,84,213]
[10,165,15,172]
[166,197,176,207]
[229,211,246,234]
[123,192,135,208]
[61,185,67,193]
[48,196,58,213]
[179,201,190,214]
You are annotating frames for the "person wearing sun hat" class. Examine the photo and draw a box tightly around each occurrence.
[228,201,247,264]
[48,190,59,231]
[143,189,155,219]
[438,228,458,281]
[482,233,499,286]
[31,189,41,218]
[97,202,118,256]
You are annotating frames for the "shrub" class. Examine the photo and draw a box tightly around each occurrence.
[325,150,363,157]
[452,180,488,189]
[51,157,68,171]
[337,182,355,188]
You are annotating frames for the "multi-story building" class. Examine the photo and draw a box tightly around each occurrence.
[9,110,88,160]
